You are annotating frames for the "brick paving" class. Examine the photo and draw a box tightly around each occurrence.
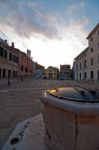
[0,79,99,149]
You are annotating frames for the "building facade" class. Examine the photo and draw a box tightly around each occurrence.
[74,47,88,80]
[0,40,18,79]
[18,50,34,79]
[33,62,45,79]
[45,66,59,79]
[9,44,34,80]
[74,23,99,80]
[0,35,34,80]
[60,64,71,80]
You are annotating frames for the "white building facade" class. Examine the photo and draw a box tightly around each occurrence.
[74,23,99,80]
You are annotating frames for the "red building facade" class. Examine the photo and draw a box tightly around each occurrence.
[0,38,34,80]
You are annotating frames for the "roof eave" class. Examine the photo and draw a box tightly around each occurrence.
[86,23,99,39]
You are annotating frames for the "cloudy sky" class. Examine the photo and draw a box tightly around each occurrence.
[0,0,99,68]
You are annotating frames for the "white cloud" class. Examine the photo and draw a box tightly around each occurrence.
[80,1,85,8]
[65,1,86,19]
[0,1,60,39]
[23,17,88,68]
[0,0,89,68]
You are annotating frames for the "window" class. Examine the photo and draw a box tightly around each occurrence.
[16,71,17,77]
[98,31,99,35]
[90,57,93,66]
[98,55,99,64]
[16,56,18,63]
[79,63,81,69]
[84,72,87,79]
[90,37,93,42]
[25,67,28,72]
[97,70,99,80]
[91,48,93,52]
[76,65,78,72]
[13,55,18,63]
[49,73,52,79]
[98,43,99,48]
[4,50,7,58]
[80,73,81,80]
[13,71,17,77]
[13,55,15,62]
[13,71,15,77]
[8,70,11,78]
[0,46,3,56]
[84,60,86,68]
[90,71,94,79]
[21,65,24,71]
[2,69,6,78]
[9,53,12,60]
[0,68,1,78]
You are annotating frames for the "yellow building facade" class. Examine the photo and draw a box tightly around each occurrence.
[45,66,59,79]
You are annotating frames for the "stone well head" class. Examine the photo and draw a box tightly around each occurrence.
[40,86,99,150]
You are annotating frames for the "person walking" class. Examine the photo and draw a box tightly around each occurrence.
[8,76,10,86]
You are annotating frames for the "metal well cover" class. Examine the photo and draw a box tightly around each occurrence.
[48,87,99,102]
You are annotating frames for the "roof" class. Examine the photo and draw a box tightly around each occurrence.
[35,62,45,69]
[60,64,70,68]
[74,47,88,60]
[87,23,99,39]
[47,66,59,71]
[8,46,19,54]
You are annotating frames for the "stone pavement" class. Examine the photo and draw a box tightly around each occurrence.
[2,114,49,150]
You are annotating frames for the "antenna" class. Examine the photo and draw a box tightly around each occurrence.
[0,31,9,44]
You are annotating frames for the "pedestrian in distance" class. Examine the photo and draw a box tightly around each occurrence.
[8,76,10,86]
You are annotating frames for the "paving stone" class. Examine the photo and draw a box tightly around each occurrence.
[2,114,49,150]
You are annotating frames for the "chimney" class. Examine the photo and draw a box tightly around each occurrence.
[12,42,14,48]
[5,40,7,44]
[27,50,31,59]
